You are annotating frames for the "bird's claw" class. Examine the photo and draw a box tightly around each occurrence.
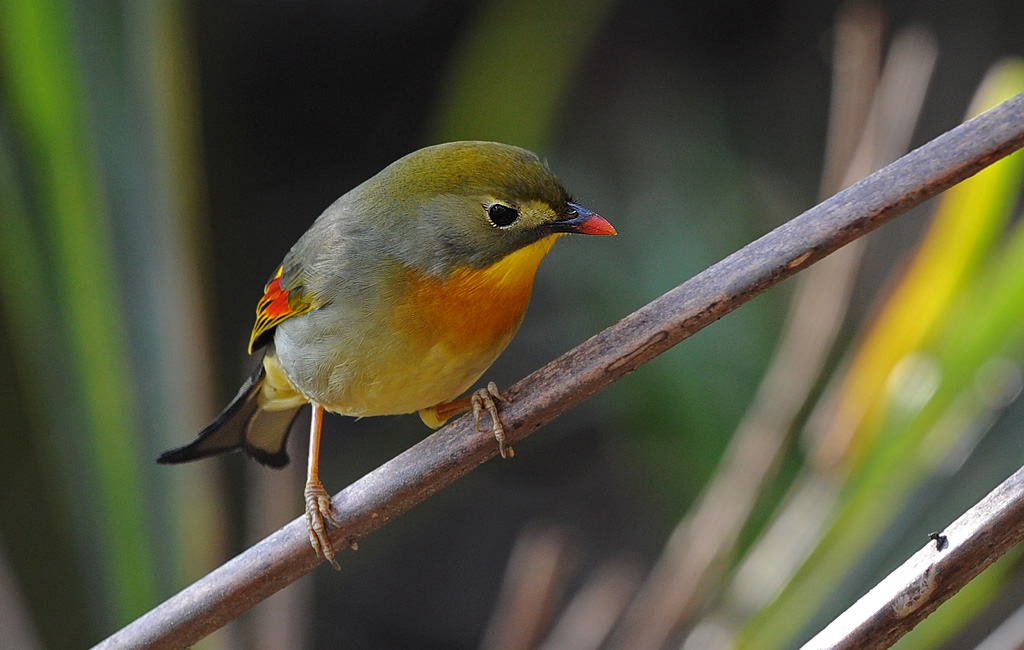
[304,478,341,569]
[472,381,513,458]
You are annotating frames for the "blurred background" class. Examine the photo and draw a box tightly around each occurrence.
[2,0,1024,648]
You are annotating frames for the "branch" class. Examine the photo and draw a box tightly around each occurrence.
[93,92,1024,650]
[800,463,1024,650]
[603,20,936,649]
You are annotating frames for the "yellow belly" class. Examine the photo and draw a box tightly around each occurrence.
[261,235,559,417]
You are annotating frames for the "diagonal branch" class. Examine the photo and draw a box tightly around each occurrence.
[603,19,937,650]
[800,462,1024,650]
[93,92,1024,650]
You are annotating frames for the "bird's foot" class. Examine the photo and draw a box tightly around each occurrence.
[472,381,512,458]
[304,478,341,569]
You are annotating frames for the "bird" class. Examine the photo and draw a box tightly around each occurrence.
[158,141,616,568]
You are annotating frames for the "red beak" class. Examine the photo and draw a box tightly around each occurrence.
[551,202,617,236]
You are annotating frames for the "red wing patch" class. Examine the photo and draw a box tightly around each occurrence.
[248,267,314,353]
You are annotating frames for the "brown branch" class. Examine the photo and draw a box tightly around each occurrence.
[92,92,1024,650]
[800,463,1024,650]
[602,11,903,647]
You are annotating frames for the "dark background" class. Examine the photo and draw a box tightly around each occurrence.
[191,1,1023,647]
[2,0,1024,648]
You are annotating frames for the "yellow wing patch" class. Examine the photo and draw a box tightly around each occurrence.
[248,267,314,353]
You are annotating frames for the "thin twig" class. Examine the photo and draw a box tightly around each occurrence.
[92,92,1024,650]
[800,463,1024,650]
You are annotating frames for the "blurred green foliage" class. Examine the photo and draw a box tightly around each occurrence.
[0,0,155,636]
[0,0,218,646]
[735,61,1024,650]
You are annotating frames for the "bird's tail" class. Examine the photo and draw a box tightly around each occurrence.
[158,361,303,468]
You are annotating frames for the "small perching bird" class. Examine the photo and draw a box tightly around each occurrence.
[159,141,616,567]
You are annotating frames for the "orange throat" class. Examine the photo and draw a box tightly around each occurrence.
[398,235,560,355]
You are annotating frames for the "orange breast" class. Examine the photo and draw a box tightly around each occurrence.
[395,235,559,359]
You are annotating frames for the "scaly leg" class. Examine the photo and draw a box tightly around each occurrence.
[304,403,340,569]
[472,382,512,458]
[420,382,512,458]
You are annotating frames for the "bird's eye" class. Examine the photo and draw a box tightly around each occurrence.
[487,203,519,228]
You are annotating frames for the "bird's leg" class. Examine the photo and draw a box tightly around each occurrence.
[473,382,512,458]
[421,382,512,458]
[304,403,340,569]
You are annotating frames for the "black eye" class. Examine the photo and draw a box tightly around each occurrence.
[487,203,519,227]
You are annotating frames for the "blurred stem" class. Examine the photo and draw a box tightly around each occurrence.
[714,26,938,636]
[734,66,1024,650]
[133,0,226,588]
[614,18,936,650]
[480,526,575,650]
[604,7,887,647]
[0,0,156,623]
[0,539,41,650]
[819,1,885,198]
[536,560,642,650]
[133,4,231,648]
[815,60,1024,472]
[0,129,96,647]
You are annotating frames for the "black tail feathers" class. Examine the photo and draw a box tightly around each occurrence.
[157,362,303,468]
